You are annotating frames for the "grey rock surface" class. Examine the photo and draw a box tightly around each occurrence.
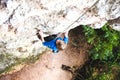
[0,0,120,71]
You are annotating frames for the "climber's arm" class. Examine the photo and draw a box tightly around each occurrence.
[63,31,69,44]
[36,30,45,42]
[63,31,68,37]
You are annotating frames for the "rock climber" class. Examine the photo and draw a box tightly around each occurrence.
[36,30,69,53]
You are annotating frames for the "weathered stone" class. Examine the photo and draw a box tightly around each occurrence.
[0,0,120,71]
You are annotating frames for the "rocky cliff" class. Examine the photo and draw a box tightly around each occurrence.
[0,0,120,71]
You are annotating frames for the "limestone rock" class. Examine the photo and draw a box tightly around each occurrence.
[0,0,120,71]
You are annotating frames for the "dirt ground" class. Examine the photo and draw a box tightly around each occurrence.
[0,26,90,80]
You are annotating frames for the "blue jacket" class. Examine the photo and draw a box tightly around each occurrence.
[42,37,68,53]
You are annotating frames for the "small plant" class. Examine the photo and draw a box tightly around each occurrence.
[73,24,120,80]
[83,24,120,60]
[0,52,44,75]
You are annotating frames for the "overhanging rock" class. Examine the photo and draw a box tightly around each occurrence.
[0,0,120,60]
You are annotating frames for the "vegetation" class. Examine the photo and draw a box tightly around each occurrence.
[0,52,44,75]
[73,24,120,80]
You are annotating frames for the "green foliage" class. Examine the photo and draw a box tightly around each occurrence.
[0,52,44,74]
[83,24,120,60]
[74,59,120,80]
[73,24,120,80]
[83,26,96,44]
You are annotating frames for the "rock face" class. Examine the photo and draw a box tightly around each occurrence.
[0,0,120,71]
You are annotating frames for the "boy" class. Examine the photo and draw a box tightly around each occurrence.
[36,30,68,53]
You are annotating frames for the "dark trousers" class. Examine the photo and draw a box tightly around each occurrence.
[37,33,57,42]
[44,34,57,41]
